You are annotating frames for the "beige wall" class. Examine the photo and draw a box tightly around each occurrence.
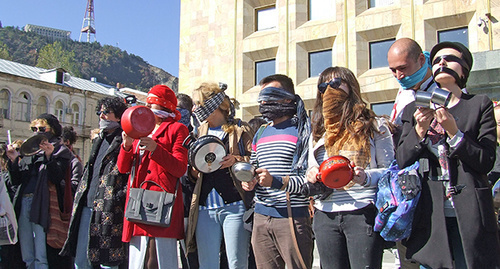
[179,0,500,121]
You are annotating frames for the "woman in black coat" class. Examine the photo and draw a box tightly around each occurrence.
[396,42,500,268]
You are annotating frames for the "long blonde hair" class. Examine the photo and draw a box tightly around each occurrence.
[192,82,238,133]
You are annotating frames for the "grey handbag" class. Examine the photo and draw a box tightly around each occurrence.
[125,180,178,227]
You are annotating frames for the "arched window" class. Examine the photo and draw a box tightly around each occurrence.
[71,103,80,125]
[17,92,31,122]
[36,96,49,117]
[0,89,11,119]
[55,100,64,122]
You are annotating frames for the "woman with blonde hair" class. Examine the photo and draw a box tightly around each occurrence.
[186,82,254,269]
[306,67,394,269]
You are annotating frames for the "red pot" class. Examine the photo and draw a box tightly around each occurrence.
[121,106,156,139]
[317,155,353,189]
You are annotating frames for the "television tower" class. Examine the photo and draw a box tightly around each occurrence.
[79,0,96,42]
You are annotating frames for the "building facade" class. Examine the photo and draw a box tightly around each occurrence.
[24,24,71,41]
[178,0,500,120]
[0,59,146,161]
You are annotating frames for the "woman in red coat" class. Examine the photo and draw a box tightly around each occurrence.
[117,85,189,269]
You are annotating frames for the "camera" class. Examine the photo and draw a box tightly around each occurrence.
[414,88,451,109]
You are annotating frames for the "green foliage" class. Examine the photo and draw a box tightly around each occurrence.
[0,41,11,60]
[0,26,176,92]
[37,41,81,77]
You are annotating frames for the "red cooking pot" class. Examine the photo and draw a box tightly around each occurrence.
[121,106,156,139]
[317,155,354,189]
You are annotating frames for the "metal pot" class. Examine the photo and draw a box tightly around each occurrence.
[317,155,353,189]
[121,106,156,139]
[231,162,256,182]
[183,134,227,173]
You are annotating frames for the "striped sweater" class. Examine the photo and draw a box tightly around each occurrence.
[250,118,309,218]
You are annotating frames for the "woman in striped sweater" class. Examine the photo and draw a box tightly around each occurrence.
[306,67,394,269]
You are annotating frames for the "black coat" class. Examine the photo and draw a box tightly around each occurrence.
[396,94,500,268]
[60,128,129,266]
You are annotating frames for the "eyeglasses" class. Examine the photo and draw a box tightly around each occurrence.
[31,126,47,132]
[318,78,342,94]
[96,110,111,116]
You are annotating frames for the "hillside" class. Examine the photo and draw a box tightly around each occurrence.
[0,26,178,92]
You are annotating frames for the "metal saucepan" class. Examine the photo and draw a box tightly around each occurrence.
[183,134,227,174]
[121,105,156,139]
[317,155,353,189]
[231,162,256,182]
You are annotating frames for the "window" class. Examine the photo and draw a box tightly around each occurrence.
[369,39,395,69]
[17,92,31,122]
[371,102,394,117]
[55,100,64,122]
[309,50,332,78]
[0,89,10,119]
[36,96,48,117]
[71,103,80,125]
[255,59,276,85]
[309,0,335,21]
[438,27,468,47]
[256,6,277,31]
[369,0,395,8]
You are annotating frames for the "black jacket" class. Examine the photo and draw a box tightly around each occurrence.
[397,94,500,268]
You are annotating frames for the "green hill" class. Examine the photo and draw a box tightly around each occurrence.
[0,26,177,92]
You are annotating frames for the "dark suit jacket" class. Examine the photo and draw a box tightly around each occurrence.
[396,94,500,268]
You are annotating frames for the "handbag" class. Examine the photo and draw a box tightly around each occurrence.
[0,174,17,245]
[125,180,178,227]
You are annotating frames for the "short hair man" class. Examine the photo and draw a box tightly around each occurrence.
[242,74,313,269]
[387,38,436,269]
[61,96,129,268]
[388,38,438,126]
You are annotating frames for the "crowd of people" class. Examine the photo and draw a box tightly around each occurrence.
[0,38,499,269]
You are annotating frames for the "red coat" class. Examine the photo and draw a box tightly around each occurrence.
[117,119,189,242]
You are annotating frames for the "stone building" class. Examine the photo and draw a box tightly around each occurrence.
[178,0,500,120]
[0,58,146,161]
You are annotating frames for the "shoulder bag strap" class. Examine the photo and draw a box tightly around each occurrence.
[286,191,308,269]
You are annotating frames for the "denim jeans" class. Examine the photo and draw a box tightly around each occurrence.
[129,236,178,269]
[75,207,118,269]
[196,203,250,269]
[19,196,48,269]
[313,205,383,269]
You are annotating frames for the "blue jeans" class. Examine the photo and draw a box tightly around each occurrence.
[313,205,383,269]
[75,207,118,269]
[19,196,48,269]
[196,203,250,269]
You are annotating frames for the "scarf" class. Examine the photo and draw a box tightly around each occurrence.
[323,87,371,170]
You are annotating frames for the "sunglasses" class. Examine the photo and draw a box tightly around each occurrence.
[432,55,469,71]
[96,110,111,116]
[318,78,342,94]
[31,126,47,132]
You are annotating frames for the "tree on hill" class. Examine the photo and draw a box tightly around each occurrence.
[0,26,177,92]
[36,41,81,77]
[0,42,11,60]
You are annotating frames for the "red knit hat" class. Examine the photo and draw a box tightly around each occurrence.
[147,85,181,121]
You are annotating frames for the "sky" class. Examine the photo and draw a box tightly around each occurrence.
[0,0,181,77]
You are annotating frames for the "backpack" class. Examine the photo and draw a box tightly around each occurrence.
[374,160,421,242]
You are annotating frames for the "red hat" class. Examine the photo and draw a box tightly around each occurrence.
[147,85,181,121]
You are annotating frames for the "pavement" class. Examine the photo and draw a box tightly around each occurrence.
[310,242,400,269]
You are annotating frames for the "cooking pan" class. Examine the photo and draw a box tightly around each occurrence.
[183,134,227,173]
[317,155,353,189]
[121,106,156,139]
